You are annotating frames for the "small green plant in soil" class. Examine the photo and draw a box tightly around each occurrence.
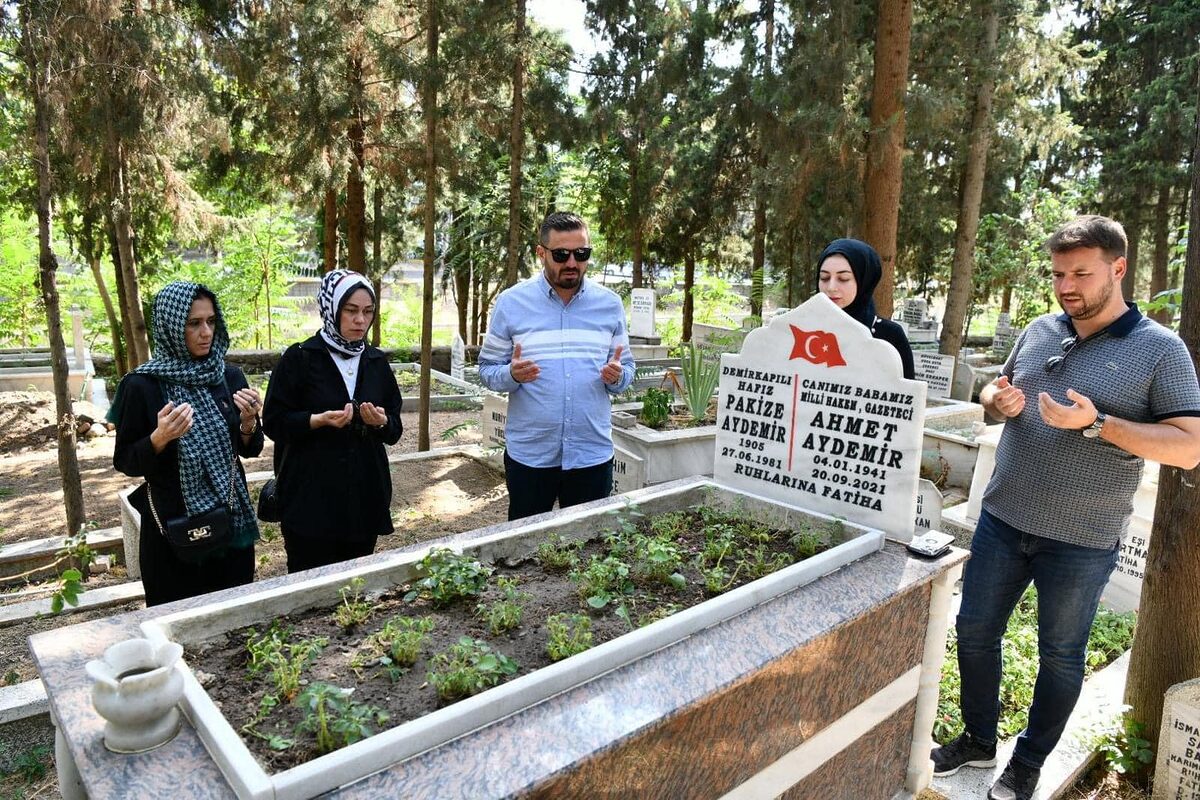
[245,623,328,702]
[354,615,436,681]
[638,387,671,428]
[570,554,634,609]
[1081,709,1154,776]
[295,682,388,755]
[427,637,519,701]
[535,533,581,570]
[934,587,1137,744]
[332,577,374,629]
[545,613,593,661]
[2,745,50,783]
[788,527,827,559]
[629,532,686,589]
[405,547,494,606]
[476,577,530,634]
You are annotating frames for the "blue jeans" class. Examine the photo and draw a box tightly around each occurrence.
[956,509,1119,769]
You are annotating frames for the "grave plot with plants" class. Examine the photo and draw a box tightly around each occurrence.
[184,506,843,770]
[139,481,884,800]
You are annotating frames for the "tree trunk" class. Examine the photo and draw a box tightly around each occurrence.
[107,132,150,366]
[323,188,339,273]
[455,262,470,341]
[1122,216,1140,301]
[89,255,126,376]
[108,223,136,376]
[750,0,774,321]
[1123,68,1200,760]
[1149,184,1171,324]
[346,57,367,274]
[371,184,383,346]
[683,248,696,343]
[1001,284,1012,314]
[471,266,482,346]
[631,156,644,289]
[419,0,439,451]
[939,4,999,358]
[504,0,526,289]
[21,0,85,537]
[786,227,796,308]
[861,0,914,319]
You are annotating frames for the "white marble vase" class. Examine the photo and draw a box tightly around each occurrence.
[86,638,184,754]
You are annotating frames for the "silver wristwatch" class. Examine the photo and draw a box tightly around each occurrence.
[1082,412,1107,439]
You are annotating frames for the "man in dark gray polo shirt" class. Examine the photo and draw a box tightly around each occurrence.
[932,215,1200,800]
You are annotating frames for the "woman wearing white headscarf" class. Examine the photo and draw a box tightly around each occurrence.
[262,269,403,573]
[110,281,263,606]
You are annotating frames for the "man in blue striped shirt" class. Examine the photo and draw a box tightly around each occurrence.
[479,212,636,520]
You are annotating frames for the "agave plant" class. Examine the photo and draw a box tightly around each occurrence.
[680,342,721,422]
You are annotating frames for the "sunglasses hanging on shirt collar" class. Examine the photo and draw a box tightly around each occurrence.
[545,247,593,263]
[1044,335,1078,372]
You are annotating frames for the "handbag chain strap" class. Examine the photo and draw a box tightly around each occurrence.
[147,445,239,536]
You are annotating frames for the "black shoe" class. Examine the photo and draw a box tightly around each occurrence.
[931,731,997,776]
[988,759,1040,800]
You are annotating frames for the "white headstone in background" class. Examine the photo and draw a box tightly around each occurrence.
[630,288,656,338]
[713,293,928,541]
[481,394,507,449]
[451,334,466,381]
[1102,462,1158,613]
[71,308,86,368]
[611,447,646,495]
[914,480,944,533]
[902,298,928,327]
[914,352,955,399]
[1154,677,1200,800]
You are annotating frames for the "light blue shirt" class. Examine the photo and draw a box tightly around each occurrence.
[479,273,635,469]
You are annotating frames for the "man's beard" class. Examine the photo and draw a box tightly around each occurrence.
[1059,278,1114,321]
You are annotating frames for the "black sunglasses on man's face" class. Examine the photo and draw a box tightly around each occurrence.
[545,247,592,263]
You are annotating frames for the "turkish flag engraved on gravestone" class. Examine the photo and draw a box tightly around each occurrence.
[788,326,846,367]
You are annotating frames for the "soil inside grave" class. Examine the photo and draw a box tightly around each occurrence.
[186,507,837,773]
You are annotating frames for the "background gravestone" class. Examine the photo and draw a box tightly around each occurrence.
[481,394,507,449]
[629,288,656,339]
[914,479,944,533]
[713,293,928,541]
[611,447,646,495]
[1154,677,1200,799]
[913,352,955,399]
[451,333,466,381]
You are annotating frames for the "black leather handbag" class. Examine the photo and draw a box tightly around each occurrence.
[147,449,237,564]
[256,477,281,523]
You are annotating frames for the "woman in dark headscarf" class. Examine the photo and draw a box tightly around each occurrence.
[262,269,403,573]
[110,281,263,606]
[817,238,916,379]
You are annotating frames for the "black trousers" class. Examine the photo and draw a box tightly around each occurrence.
[504,451,613,522]
[139,523,254,607]
[282,531,379,574]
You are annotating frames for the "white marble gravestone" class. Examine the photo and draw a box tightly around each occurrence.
[630,288,656,338]
[611,447,646,495]
[914,479,944,534]
[914,352,955,399]
[451,334,466,381]
[481,394,507,449]
[713,293,928,541]
[1154,677,1200,799]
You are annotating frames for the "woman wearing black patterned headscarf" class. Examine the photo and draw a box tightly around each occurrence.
[262,269,403,573]
[110,281,263,605]
[817,238,916,380]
